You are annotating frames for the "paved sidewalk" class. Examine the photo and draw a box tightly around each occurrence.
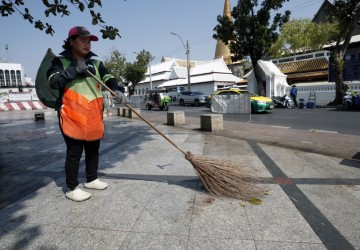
[0,109,359,250]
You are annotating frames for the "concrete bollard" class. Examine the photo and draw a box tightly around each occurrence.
[200,114,223,132]
[117,107,123,116]
[128,108,140,118]
[167,111,185,126]
[117,107,128,117]
[123,108,130,118]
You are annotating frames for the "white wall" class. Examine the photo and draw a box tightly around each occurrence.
[247,71,288,97]
[190,83,214,95]
[296,82,360,105]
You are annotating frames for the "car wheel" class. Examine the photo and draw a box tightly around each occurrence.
[146,104,152,110]
[180,99,185,106]
[164,103,169,111]
[194,99,200,106]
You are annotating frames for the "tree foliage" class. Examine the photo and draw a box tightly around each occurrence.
[269,19,337,58]
[0,0,122,39]
[124,50,154,95]
[326,0,360,105]
[102,49,153,94]
[103,49,127,84]
[214,0,290,96]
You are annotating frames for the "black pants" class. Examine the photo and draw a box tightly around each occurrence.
[291,94,298,106]
[62,133,100,191]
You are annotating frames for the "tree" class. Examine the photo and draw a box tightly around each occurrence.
[124,50,154,95]
[213,0,290,96]
[0,0,122,39]
[103,49,127,84]
[269,19,337,58]
[326,0,360,105]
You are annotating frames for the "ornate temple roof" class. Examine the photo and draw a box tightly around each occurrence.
[277,58,329,74]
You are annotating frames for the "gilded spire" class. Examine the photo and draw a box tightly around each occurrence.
[223,0,232,20]
[214,0,232,64]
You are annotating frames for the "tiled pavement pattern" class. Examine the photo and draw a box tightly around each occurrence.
[0,109,359,250]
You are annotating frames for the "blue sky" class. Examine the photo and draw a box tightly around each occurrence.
[1,0,324,81]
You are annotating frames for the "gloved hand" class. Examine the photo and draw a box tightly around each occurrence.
[75,59,88,74]
[114,90,129,104]
[62,59,92,80]
[86,62,96,76]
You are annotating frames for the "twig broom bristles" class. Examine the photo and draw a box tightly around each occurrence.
[88,70,264,200]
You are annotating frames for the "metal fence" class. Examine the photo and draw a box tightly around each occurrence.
[128,95,145,108]
[211,94,251,114]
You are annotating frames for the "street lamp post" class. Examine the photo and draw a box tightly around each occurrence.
[170,32,191,91]
[149,61,152,90]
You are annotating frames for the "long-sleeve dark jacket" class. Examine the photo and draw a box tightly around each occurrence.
[47,49,118,111]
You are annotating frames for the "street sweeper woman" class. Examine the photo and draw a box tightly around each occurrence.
[47,26,125,202]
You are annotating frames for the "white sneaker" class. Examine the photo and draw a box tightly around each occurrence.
[84,179,108,190]
[65,187,91,202]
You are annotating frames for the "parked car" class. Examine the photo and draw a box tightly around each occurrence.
[165,86,186,102]
[207,88,274,113]
[178,90,208,106]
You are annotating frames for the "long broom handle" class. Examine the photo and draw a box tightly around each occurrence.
[87,70,188,156]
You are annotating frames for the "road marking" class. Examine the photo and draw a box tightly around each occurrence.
[273,116,296,119]
[271,125,290,129]
[301,141,313,144]
[310,129,338,134]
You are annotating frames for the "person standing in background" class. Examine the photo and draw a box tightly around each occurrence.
[290,85,298,107]
[102,90,111,116]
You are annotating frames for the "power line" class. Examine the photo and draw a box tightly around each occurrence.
[191,37,214,46]
[165,36,214,57]
[290,0,323,12]
[289,0,320,10]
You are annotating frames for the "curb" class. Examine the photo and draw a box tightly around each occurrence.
[0,101,48,111]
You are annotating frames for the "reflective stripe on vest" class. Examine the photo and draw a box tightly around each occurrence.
[59,57,104,141]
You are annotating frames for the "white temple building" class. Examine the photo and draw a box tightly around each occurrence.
[244,60,289,98]
[135,57,243,96]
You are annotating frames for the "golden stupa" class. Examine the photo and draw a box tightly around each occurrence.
[214,0,233,64]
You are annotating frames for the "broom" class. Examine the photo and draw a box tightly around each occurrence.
[87,70,264,201]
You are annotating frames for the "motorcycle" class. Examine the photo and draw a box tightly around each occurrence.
[342,91,360,110]
[271,95,294,108]
[144,89,171,111]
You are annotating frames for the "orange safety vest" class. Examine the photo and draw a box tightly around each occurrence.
[59,58,104,141]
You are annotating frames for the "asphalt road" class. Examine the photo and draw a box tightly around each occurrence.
[143,105,360,136]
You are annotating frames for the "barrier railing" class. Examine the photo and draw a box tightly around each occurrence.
[211,94,251,114]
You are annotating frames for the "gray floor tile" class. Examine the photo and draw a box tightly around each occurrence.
[246,185,322,243]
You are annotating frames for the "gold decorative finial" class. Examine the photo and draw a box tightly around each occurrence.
[214,0,232,64]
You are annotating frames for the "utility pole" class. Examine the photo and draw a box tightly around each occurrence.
[170,32,191,91]
[149,60,152,90]
[185,40,190,91]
